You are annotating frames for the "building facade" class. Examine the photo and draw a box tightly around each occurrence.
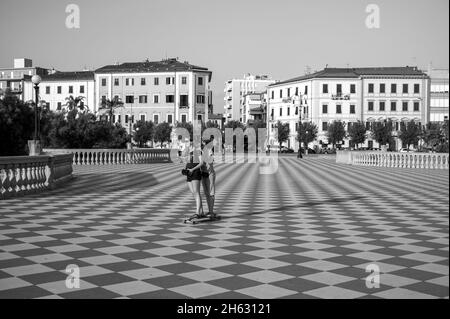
[224,74,275,123]
[427,67,449,123]
[267,67,430,152]
[95,58,212,131]
[38,71,95,112]
[0,58,49,102]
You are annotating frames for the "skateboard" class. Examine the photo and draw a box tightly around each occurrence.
[184,214,222,225]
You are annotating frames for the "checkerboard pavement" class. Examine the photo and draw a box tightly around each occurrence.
[0,155,448,299]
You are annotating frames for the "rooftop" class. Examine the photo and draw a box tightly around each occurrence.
[270,66,429,87]
[95,58,210,74]
[41,71,95,81]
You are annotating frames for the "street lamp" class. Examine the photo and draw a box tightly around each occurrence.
[293,95,303,158]
[29,75,42,155]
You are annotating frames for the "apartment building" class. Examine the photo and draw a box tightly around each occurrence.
[242,92,268,124]
[267,67,430,151]
[38,71,95,112]
[426,67,449,123]
[95,58,212,130]
[224,74,275,122]
[0,58,49,102]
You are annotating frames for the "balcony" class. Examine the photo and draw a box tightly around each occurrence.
[282,97,292,103]
[332,93,350,100]
[179,104,190,109]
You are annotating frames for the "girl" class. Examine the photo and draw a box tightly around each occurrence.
[185,143,205,220]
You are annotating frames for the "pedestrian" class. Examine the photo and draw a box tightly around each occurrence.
[200,138,217,217]
[184,142,205,220]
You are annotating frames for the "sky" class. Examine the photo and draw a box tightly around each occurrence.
[0,0,448,112]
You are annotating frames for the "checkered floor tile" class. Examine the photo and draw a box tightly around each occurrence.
[0,155,448,299]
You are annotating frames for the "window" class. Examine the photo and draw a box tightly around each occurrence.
[414,102,420,112]
[391,101,397,111]
[322,122,328,131]
[350,84,356,94]
[118,115,121,124]
[46,86,50,94]
[198,77,203,86]
[57,86,62,94]
[196,95,205,104]
[380,101,385,111]
[182,77,187,85]
[271,91,274,99]
[154,115,159,124]
[126,78,129,86]
[125,115,129,123]
[139,95,147,103]
[180,95,188,107]
[279,108,282,116]
[154,77,159,85]
[336,105,342,114]
[380,83,385,94]
[69,86,73,94]
[304,86,308,95]
[166,95,174,103]
[402,101,408,111]
[131,115,135,123]
[414,84,420,94]
[141,78,146,86]
[295,107,298,115]
[287,88,291,97]
[140,114,146,122]
[336,84,342,94]
[295,87,299,96]
[125,96,134,104]
[57,102,62,110]
[279,89,282,98]
[322,84,328,94]
[350,105,355,114]
[80,85,85,94]
[101,78,106,86]
[368,101,374,111]
[391,84,397,93]
[168,114,173,124]
[114,78,119,86]
[181,114,187,123]
[368,83,374,93]
[287,107,290,116]
[403,84,408,94]
[153,95,159,104]
[322,104,328,114]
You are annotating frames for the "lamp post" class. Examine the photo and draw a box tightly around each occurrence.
[293,95,303,158]
[28,75,42,156]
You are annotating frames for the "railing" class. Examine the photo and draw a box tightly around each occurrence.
[0,154,73,200]
[44,148,171,165]
[337,150,449,169]
[331,93,350,100]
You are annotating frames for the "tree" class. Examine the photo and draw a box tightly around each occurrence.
[399,120,421,149]
[154,122,172,148]
[0,93,34,156]
[133,120,155,147]
[327,121,346,148]
[276,121,290,147]
[297,122,318,149]
[65,95,87,112]
[371,120,394,148]
[98,96,124,124]
[421,122,442,151]
[205,120,219,129]
[348,121,367,149]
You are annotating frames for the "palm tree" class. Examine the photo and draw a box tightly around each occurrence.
[98,96,124,124]
[65,95,87,112]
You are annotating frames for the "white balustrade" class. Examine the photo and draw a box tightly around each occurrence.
[0,154,73,200]
[337,150,449,170]
[44,148,171,165]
